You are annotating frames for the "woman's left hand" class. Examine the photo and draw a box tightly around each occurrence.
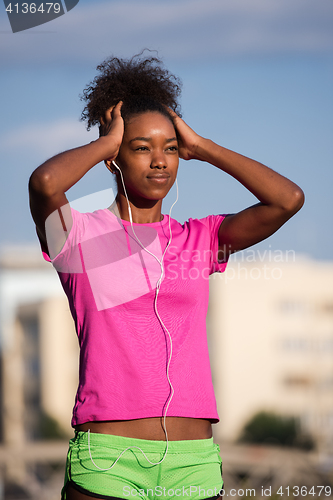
[167,109,203,161]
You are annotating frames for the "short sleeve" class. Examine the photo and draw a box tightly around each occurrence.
[39,207,86,274]
[198,214,229,274]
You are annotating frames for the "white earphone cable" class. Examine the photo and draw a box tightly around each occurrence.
[88,162,179,469]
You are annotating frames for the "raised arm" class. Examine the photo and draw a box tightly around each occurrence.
[29,102,124,253]
[170,110,304,260]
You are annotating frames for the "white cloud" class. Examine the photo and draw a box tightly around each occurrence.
[1,119,96,158]
[1,0,332,67]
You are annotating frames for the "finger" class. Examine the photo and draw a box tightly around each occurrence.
[100,101,123,125]
[99,113,111,128]
[104,106,114,124]
[99,105,115,127]
[162,104,179,120]
[111,101,123,119]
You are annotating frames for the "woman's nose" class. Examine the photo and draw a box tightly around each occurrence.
[150,151,166,169]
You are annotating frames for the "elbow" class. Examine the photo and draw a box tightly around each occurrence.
[29,168,57,198]
[283,187,305,216]
[291,187,305,213]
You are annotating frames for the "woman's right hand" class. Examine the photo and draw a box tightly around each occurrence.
[99,101,124,162]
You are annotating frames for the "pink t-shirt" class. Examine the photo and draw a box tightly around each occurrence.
[43,208,228,426]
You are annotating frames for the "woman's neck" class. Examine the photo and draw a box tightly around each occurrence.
[109,195,163,224]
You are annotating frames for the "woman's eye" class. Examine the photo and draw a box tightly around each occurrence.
[136,146,149,151]
[167,146,178,152]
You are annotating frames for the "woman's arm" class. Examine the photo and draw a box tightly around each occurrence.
[194,139,304,259]
[170,111,304,260]
[29,102,124,251]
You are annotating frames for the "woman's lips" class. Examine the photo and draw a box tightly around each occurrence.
[147,174,170,183]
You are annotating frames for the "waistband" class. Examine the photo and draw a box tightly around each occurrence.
[73,431,217,454]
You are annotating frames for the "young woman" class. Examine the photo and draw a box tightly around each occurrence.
[29,54,304,500]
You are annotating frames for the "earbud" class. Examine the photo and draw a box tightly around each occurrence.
[112,160,121,172]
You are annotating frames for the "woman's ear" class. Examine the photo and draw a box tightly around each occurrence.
[104,160,117,174]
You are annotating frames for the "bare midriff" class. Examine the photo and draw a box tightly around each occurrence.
[76,417,212,441]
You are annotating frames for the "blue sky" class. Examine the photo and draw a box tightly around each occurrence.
[1,0,332,260]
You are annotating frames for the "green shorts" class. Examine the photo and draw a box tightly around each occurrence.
[62,431,223,500]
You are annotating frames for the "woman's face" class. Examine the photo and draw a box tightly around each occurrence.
[115,111,179,204]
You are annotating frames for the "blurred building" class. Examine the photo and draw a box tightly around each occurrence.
[0,246,332,496]
[1,245,332,454]
[0,245,79,451]
[208,253,333,454]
